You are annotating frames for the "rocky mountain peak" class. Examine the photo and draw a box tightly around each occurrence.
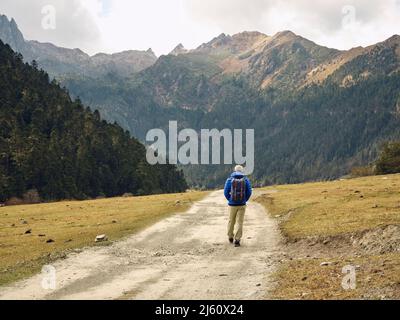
[270,30,303,44]
[275,30,297,37]
[232,31,268,40]
[146,48,156,57]
[382,34,400,46]
[169,43,188,56]
[0,14,26,53]
[197,33,232,51]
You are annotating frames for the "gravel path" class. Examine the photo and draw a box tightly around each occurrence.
[0,190,283,300]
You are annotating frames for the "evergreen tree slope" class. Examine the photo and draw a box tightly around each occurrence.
[0,41,187,202]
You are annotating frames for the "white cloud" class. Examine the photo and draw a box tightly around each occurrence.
[0,0,399,55]
[185,0,400,50]
[94,0,221,55]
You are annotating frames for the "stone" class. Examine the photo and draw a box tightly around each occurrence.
[24,229,32,234]
[95,234,108,242]
[122,193,133,198]
[46,239,55,243]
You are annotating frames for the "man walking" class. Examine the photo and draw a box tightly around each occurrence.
[224,165,252,247]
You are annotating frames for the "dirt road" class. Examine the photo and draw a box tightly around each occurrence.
[0,191,283,300]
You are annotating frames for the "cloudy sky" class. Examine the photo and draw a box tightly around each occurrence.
[0,0,399,56]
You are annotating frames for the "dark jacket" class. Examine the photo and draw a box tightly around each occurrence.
[224,171,252,206]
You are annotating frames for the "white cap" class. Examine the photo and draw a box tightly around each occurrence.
[234,165,244,173]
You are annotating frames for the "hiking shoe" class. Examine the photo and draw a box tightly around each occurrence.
[234,240,241,247]
[229,238,234,244]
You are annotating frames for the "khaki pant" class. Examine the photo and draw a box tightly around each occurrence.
[227,205,246,241]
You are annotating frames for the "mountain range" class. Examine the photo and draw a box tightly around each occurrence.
[1,14,399,188]
[0,14,157,78]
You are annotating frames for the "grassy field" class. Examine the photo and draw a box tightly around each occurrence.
[0,191,209,287]
[256,174,400,299]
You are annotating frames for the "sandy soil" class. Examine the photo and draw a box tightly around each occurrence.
[0,191,283,300]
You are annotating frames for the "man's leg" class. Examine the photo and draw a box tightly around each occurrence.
[234,206,246,241]
[227,206,239,240]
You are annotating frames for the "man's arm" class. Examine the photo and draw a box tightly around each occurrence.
[245,178,252,201]
[224,178,232,201]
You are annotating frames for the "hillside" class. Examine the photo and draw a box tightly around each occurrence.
[0,40,187,203]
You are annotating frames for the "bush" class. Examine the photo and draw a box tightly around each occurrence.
[122,193,134,198]
[350,165,375,177]
[4,189,41,206]
[23,189,41,204]
[375,141,400,174]
[5,197,24,206]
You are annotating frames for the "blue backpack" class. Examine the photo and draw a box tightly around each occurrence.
[231,177,245,203]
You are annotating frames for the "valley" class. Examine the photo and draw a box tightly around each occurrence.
[0,2,399,303]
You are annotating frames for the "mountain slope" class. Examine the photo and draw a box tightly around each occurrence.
[0,40,187,202]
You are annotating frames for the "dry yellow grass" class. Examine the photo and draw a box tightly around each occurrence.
[0,191,209,286]
[272,253,400,300]
[258,174,400,239]
[256,174,400,299]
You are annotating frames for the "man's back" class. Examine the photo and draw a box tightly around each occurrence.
[224,165,252,247]
[224,171,252,206]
